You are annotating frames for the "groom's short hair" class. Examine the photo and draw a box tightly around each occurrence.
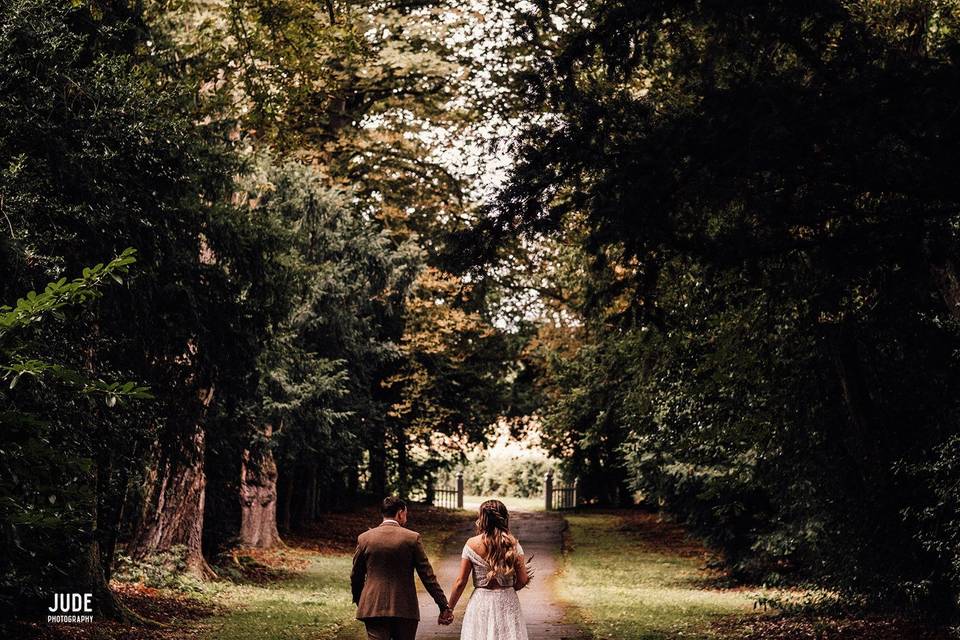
[382,496,407,517]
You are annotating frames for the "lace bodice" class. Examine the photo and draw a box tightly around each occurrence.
[461,541,525,588]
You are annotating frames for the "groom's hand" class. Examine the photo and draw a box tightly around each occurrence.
[438,608,454,625]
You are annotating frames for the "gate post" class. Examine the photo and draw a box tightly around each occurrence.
[573,477,580,508]
[544,471,554,511]
[456,471,464,510]
[426,474,435,506]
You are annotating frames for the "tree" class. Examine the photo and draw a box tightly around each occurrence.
[0,251,150,619]
[0,0,248,580]
[1,0,516,613]
[463,0,960,615]
[384,266,509,495]
[229,156,422,533]
[146,0,515,509]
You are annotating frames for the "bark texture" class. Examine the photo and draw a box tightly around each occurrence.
[131,385,215,578]
[239,424,281,548]
[931,258,960,320]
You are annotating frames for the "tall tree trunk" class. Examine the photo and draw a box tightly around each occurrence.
[931,258,960,320]
[394,423,409,498]
[87,321,125,583]
[346,466,359,506]
[131,385,216,578]
[302,464,317,525]
[86,453,148,623]
[239,424,281,548]
[96,433,137,583]
[826,321,882,486]
[278,466,294,532]
[82,540,134,620]
[368,422,387,498]
[96,447,117,581]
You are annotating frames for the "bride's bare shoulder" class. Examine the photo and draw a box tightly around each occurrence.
[466,535,484,553]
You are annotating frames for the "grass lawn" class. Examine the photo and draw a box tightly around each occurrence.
[201,505,470,640]
[201,548,355,640]
[463,494,544,512]
[558,511,766,640]
[19,505,471,640]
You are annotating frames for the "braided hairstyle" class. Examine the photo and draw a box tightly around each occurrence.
[476,500,519,581]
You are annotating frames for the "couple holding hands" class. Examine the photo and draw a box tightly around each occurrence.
[351,497,530,640]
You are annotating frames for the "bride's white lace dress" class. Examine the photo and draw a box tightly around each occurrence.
[459,543,529,640]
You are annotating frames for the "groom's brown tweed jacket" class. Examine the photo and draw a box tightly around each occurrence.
[351,521,448,621]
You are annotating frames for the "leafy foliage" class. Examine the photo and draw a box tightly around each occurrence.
[385,266,509,492]
[0,0,517,621]
[234,155,422,513]
[1,0,256,612]
[0,255,149,615]
[1,248,151,402]
[467,0,960,616]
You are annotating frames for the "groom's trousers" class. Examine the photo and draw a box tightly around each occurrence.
[363,616,418,640]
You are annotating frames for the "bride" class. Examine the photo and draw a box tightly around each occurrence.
[446,500,530,640]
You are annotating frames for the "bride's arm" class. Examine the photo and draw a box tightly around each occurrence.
[447,557,474,611]
[514,552,530,590]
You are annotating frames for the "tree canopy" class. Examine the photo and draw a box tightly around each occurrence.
[5,0,960,624]
[460,0,960,615]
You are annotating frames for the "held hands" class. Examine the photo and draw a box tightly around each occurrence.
[438,608,454,625]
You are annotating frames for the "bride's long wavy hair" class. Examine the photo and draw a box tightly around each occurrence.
[476,500,519,581]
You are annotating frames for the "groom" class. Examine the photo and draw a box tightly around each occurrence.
[351,497,454,639]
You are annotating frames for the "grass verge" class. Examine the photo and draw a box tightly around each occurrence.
[558,510,765,640]
[201,547,355,640]
[19,504,471,640]
[205,504,472,640]
[558,509,956,640]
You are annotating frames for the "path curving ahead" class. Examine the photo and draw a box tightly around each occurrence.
[416,511,587,640]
